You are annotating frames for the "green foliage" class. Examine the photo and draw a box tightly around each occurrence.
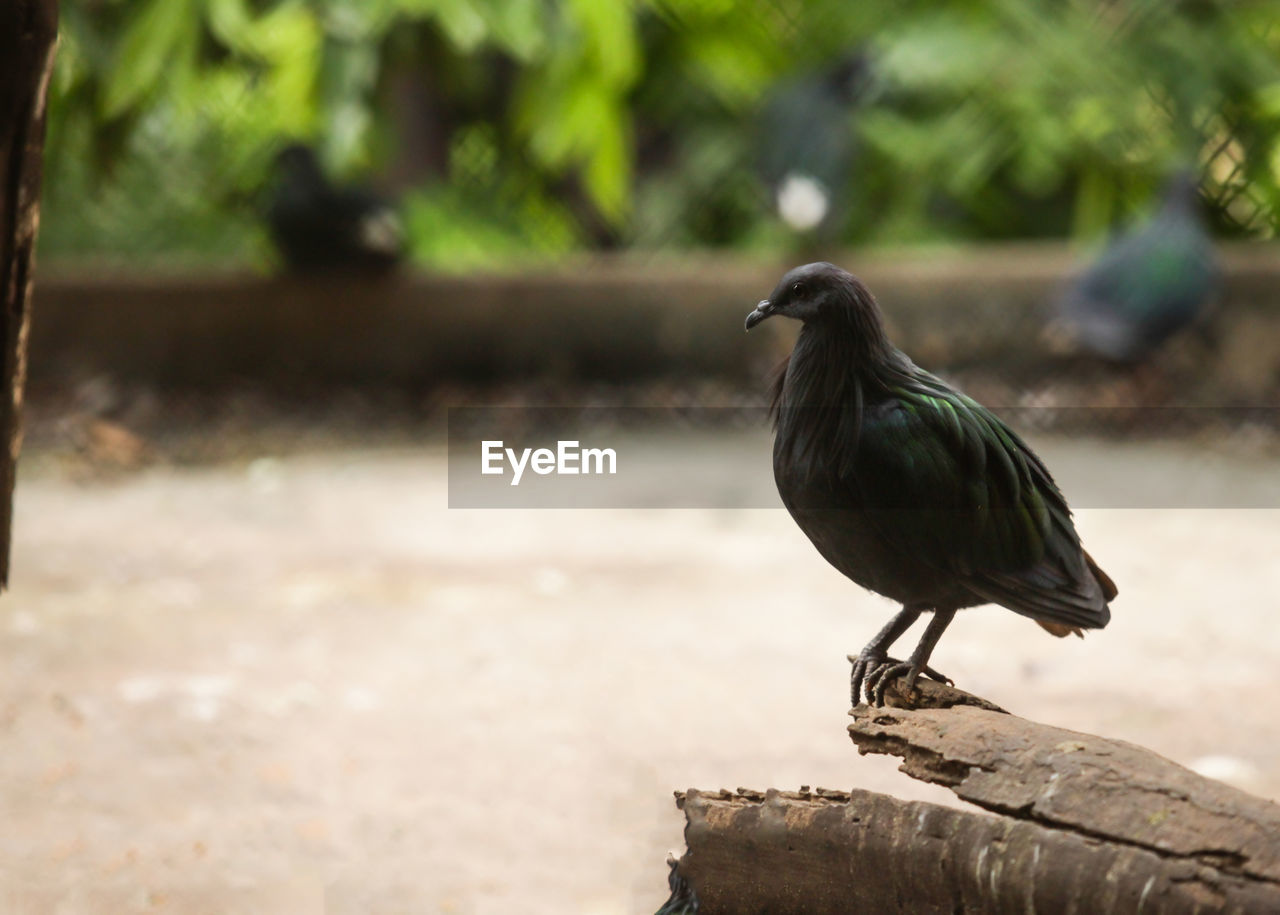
[860,0,1280,241]
[40,0,1280,268]
[100,0,199,119]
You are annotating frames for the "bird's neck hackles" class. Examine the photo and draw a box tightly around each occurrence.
[771,287,903,475]
[786,287,898,404]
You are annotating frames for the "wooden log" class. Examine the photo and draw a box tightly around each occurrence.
[0,0,57,587]
[849,679,1280,887]
[673,787,1280,914]
[667,679,1280,914]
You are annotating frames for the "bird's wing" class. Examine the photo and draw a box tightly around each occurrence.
[850,374,1111,630]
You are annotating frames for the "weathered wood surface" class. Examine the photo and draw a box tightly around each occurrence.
[0,0,58,587]
[669,678,1280,914]
[850,681,1280,887]
[675,786,1280,914]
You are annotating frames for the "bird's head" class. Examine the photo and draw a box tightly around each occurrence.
[1160,168,1203,214]
[745,262,866,330]
[273,142,325,186]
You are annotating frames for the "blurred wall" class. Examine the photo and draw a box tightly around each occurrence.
[29,244,1280,400]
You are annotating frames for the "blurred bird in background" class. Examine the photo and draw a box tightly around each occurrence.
[746,263,1117,707]
[1047,170,1219,364]
[756,52,874,238]
[266,142,405,273]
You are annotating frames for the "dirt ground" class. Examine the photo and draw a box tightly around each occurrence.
[1,433,1277,914]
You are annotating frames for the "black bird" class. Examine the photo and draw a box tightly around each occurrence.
[1049,171,1218,362]
[757,52,873,236]
[746,263,1117,706]
[266,143,405,273]
[654,855,698,915]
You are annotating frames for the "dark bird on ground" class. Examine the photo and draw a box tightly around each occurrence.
[746,263,1117,706]
[756,52,874,236]
[266,143,405,273]
[1048,171,1218,362]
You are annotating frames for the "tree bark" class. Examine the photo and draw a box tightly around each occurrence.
[0,0,58,587]
[668,679,1280,914]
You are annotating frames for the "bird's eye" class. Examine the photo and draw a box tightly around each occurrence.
[791,282,804,296]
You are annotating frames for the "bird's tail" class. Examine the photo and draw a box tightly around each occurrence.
[1085,550,1119,601]
[1036,551,1116,639]
[1036,620,1084,639]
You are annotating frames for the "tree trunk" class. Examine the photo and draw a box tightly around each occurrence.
[0,0,58,587]
[668,679,1280,914]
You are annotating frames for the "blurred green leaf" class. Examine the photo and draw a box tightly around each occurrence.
[101,0,198,119]
[43,0,1280,266]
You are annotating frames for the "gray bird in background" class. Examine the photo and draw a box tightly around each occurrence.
[1048,170,1219,363]
[756,52,875,237]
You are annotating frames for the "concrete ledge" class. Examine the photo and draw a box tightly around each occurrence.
[29,244,1280,393]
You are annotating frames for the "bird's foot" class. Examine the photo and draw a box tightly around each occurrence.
[848,649,886,708]
[850,653,952,707]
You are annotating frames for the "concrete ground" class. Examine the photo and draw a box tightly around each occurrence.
[0,433,1277,913]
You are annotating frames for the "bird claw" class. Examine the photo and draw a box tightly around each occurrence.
[850,654,952,707]
[848,650,887,707]
[867,661,913,706]
[921,664,953,686]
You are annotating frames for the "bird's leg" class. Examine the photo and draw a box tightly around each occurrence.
[848,607,920,707]
[849,607,954,706]
[868,608,957,707]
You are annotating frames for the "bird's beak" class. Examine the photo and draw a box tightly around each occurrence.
[744,299,774,331]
